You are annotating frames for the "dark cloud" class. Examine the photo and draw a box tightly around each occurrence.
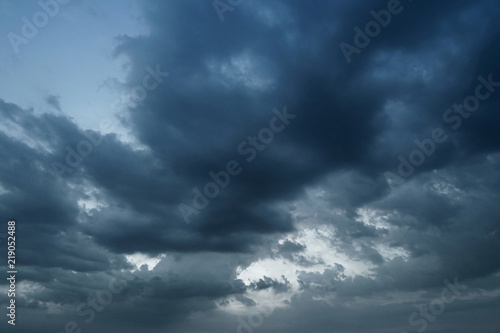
[45,94,61,111]
[1,0,500,332]
[249,275,291,293]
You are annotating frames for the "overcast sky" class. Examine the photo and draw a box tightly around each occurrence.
[1,0,500,332]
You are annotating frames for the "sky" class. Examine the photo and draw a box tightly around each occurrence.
[1,0,500,332]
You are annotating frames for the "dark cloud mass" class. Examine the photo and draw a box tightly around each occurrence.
[1,0,500,332]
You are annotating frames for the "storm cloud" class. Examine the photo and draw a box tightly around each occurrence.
[1,0,500,332]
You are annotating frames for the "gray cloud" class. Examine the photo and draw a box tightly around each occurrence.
[1,0,500,332]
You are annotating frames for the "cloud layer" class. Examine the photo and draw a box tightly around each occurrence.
[1,0,500,332]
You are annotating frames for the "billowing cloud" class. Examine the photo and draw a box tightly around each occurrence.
[1,0,500,332]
